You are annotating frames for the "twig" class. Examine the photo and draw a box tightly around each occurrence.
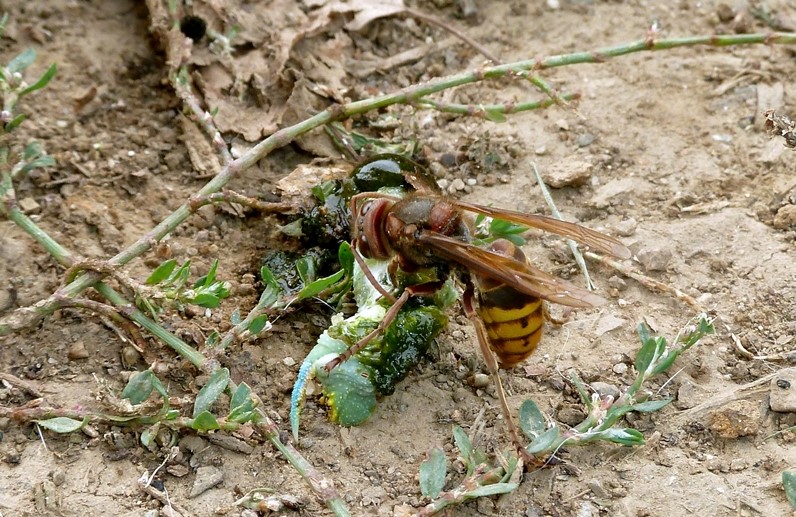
[583,251,705,312]
[0,372,43,398]
[675,371,777,422]
[532,162,595,291]
[138,470,191,517]
[188,190,296,214]
[173,68,233,166]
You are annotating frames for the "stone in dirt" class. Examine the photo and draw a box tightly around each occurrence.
[189,466,224,497]
[769,368,796,412]
[636,246,673,272]
[543,159,593,188]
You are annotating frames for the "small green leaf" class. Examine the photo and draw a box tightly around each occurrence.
[190,410,220,431]
[7,48,36,74]
[248,314,269,335]
[526,426,560,455]
[260,265,277,286]
[519,399,546,439]
[296,270,344,301]
[193,368,230,417]
[227,409,256,424]
[783,471,796,509]
[23,141,44,160]
[599,428,645,446]
[5,113,25,132]
[18,63,57,98]
[146,260,177,285]
[628,399,671,413]
[338,242,354,275]
[484,109,507,123]
[465,483,519,498]
[569,371,592,409]
[634,323,663,373]
[193,259,219,288]
[150,374,168,401]
[419,447,447,498]
[170,261,192,289]
[191,293,220,308]
[295,256,316,285]
[140,423,160,448]
[452,426,473,466]
[20,155,55,174]
[121,370,155,404]
[206,331,220,347]
[35,416,88,433]
[230,382,252,410]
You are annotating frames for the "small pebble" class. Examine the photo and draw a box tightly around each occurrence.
[469,373,490,388]
[575,133,596,147]
[544,160,593,188]
[773,204,796,230]
[67,341,89,360]
[18,197,41,213]
[189,466,224,497]
[534,146,548,155]
[121,346,141,367]
[436,179,449,190]
[770,369,796,412]
[450,178,466,192]
[51,469,66,486]
[612,217,638,236]
[167,464,190,478]
[636,247,672,272]
[591,381,620,400]
[612,363,628,375]
[555,118,569,131]
[557,406,586,426]
[607,275,627,290]
[282,356,296,367]
[587,479,609,498]
[716,3,734,22]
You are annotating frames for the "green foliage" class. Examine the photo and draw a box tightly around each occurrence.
[35,416,88,433]
[419,447,447,498]
[18,63,56,98]
[325,122,417,157]
[193,367,230,418]
[121,369,168,405]
[141,258,231,315]
[783,471,796,509]
[473,213,528,246]
[518,399,546,440]
[420,426,520,511]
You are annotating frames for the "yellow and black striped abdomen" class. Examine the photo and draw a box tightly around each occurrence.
[476,282,545,368]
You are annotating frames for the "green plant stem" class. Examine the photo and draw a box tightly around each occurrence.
[415,92,580,116]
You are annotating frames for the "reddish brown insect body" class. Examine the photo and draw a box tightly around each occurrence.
[330,190,631,459]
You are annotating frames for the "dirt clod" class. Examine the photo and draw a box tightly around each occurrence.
[706,400,760,439]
